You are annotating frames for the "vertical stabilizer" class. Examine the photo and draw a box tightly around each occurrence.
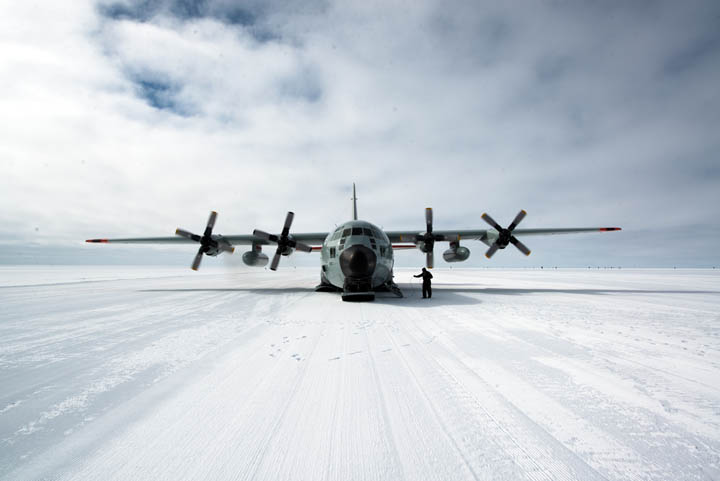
[352,183,358,220]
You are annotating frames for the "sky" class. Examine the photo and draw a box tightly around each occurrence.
[1,0,719,268]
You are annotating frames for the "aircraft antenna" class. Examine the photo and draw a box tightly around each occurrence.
[352,183,358,220]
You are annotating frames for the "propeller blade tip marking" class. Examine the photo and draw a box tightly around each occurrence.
[85,239,108,243]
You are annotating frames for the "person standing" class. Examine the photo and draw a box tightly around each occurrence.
[414,267,433,299]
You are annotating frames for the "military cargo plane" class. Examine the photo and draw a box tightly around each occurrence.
[86,185,621,301]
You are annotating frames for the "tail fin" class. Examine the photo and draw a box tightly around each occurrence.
[352,183,358,220]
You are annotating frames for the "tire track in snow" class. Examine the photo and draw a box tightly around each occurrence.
[359,308,406,481]
[7,315,277,481]
[324,320,347,481]
[440,302,716,478]
[243,323,323,481]
[378,320,488,481]
[401,317,610,481]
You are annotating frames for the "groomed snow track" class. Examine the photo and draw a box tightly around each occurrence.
[1,267,719,480]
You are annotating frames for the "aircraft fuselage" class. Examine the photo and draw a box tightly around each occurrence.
[319,220,395,297]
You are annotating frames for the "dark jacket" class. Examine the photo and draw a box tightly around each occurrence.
[414,270,433,283]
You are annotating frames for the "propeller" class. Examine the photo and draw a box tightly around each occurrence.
[175,211,234,270]
[481,210,531,259]
[416,207,450,269]
[253,211,313,271]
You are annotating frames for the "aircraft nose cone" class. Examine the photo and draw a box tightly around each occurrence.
[339,245,377,279]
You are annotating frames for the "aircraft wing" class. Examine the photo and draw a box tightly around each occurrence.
[86,232,329,246]
[384,227,621,243]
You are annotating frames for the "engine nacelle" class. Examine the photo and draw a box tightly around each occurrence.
[242,251,269,267]
[443,246,470,263]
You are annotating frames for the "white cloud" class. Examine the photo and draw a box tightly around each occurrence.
[1,0,719,267]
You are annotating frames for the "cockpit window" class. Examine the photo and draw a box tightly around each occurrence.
[351,227,363,235]
[362,228,372,236]
[342,228,351,237]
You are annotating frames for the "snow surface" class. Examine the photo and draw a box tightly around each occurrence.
[1,266,719,480]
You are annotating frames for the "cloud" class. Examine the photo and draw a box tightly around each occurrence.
[1,0,719,268]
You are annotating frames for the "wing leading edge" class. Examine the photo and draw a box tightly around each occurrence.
[385,227,621,243]
[85,232,330,246]
[87,228,620,245]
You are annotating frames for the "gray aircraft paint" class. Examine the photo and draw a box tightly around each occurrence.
[320,220,393,289]
[86,186,621,299]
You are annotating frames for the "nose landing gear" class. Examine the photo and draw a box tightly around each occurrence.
[342,277,375,302]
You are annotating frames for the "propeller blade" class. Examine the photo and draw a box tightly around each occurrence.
[270,249,282,271]
[293,241,313,253]
[206,211,217,230]
[510,236,531,256]
[281,211,294,237]
[426,250,434,269]
[507,210,527,232]
[485,243,500,259]
[481,213,503,232]
[253,229,278,243]
[191,247,204,270]
[176,229,201,242]
[425,207,433,234]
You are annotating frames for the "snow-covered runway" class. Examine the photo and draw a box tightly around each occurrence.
[1,267,719,480]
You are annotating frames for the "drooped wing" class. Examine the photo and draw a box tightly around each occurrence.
[86,232,330,246]
[384,227,621,243]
